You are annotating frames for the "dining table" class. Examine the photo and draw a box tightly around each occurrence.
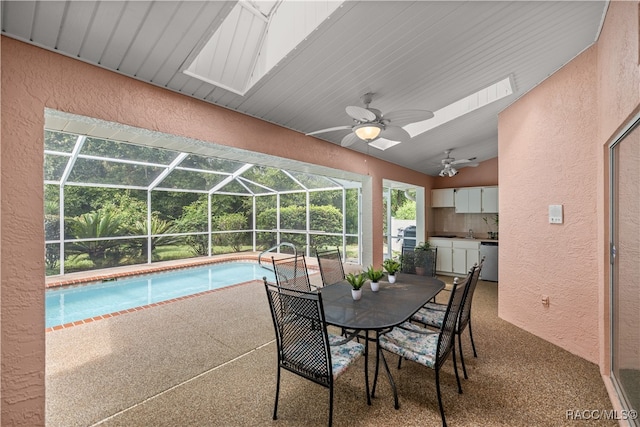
[319,273,445,405]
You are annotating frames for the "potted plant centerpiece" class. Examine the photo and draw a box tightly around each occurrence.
[345,272,366,300]
[383,258,401,283]
[365,265,385,292]
[414,241,434,276]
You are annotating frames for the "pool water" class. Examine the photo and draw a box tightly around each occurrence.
[46,262,276,328]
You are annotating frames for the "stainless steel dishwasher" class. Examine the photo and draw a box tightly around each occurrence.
[479,241,498,281]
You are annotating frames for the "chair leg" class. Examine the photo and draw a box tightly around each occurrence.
[273,365,281,420]
[468,320,478,358]
[451,343,463,394]
[435,368,447,427]
[457,331,468,379]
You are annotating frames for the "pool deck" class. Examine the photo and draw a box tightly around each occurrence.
[44,275,616,427]
[45,252,324,333]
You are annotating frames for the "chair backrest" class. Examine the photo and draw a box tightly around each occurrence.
[423,247,438,277]
[436,265,476,369]
[401,246,437,277]
[271,254,312,292]
[457,257,484,332]
[400,246,416,274]
[263,280,332,386]
[315,247,346,286]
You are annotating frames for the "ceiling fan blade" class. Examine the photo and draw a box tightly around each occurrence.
[383,109,434,126]
[345,105,376,122]
[381,125,411,143]
[459,162,480,168]
[305,125,352,136]
[451,157,477,165]
[341,132,360,147]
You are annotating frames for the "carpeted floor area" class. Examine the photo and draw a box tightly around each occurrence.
[46,273,616,426]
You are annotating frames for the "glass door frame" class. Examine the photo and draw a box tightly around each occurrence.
[608,110,640,426]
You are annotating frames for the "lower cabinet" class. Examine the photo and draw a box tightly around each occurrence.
[429,239,453,273]
[430,239,480,275]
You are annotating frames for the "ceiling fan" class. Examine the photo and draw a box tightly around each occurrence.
[439,149,479,177]
[305,93,434,147]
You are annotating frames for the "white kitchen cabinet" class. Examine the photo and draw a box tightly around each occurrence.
[452,247,468,274]
[432,239,480,275]
[454,187,482,213]
[431,188,455,207]
[452,240,480,274]
[482,186,499,213]
[428,239,453,273]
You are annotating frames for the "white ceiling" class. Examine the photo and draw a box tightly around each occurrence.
[1,1,608,176]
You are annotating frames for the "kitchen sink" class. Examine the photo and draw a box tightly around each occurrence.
[430,234,458,238]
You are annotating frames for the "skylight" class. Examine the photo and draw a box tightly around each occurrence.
[369,139,401,151]
[404,75,514,138]
[184,0,343,95]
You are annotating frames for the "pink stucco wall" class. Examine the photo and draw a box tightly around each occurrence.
[0,38,432,424]
[595,0,640,375]
[498,0,639,373]
[499,45,600,361]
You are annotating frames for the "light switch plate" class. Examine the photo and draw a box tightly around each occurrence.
[549,204,563,224]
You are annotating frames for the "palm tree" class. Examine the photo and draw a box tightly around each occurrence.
[66,211,123,268]
[132,217,182,257]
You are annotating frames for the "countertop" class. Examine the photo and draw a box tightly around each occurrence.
[429,236,499,243]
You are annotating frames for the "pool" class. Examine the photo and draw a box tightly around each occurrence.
[46,262,277,328]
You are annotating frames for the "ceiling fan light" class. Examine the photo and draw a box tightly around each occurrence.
[448,167,458,177]
[354,123,383,141]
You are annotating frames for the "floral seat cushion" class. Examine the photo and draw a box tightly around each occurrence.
[411,307,445,328]
[423,301,447,311]
[328,333,365,378]
[378,321,439,369]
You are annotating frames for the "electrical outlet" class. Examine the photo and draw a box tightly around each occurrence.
[541,295,550,306]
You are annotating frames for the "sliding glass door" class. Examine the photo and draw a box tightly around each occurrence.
[610,113,640,426]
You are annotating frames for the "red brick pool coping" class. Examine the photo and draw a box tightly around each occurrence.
[46,253,319,333]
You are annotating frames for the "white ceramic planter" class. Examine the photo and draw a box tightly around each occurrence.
[388,274,397,284]
[351,289,362,300]
[370,281,380,292]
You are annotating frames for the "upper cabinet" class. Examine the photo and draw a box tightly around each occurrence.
[432,186,499,213]
[431,188,455,207]
[481,186,499,213]
[454,187,482,213]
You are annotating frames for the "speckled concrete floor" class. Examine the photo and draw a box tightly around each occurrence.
[46,270,615,427]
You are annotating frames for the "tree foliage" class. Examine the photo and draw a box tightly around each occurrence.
[66,211,124,268]
[44,131,361,274]
[395,200,416,220]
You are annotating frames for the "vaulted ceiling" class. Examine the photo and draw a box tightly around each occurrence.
[1,1,608,176]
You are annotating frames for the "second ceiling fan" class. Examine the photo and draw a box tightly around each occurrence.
[306,93,434,147]
[439,149,479,177]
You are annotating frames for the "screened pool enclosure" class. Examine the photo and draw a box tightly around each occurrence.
[44,129,362,276]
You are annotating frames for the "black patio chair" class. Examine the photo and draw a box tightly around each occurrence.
[401,245,437,277]
[373,266,474,427]
[315,247,346,286]
[413,258,484,379]
[263,279,368,427]
[271,254,313,292]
